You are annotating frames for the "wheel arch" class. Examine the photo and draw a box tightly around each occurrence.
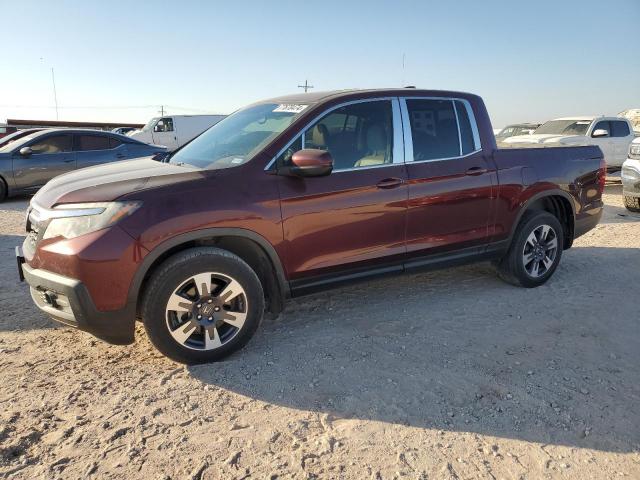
[510,190,576,250]
[130,228,289,319]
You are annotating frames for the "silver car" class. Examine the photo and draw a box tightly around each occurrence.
[0,128,166,202]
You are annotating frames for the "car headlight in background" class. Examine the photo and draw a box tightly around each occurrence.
[42,202,142,240]
[629,143,640,160]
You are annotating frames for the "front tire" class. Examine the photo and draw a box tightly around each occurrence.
[141,247,264,364]
[624,195,640,213]
[497,211,564,288]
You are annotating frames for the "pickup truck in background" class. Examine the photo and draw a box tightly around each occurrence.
[502,116,635,171]
[128,114,226,150]
[622,137,640,212]
[494,123,540,142]
[17,89,605,364]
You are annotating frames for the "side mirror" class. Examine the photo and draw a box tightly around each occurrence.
[592,129,609,138]
[281,149,333,177]
[19,147,33,157]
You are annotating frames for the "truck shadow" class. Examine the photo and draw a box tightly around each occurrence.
[190,246,640,453]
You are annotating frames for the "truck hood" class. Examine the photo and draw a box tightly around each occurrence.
[502,134,581,144]
[32,157,204,209]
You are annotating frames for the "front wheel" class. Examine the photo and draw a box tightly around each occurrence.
[624,195,640,213]
[497,211,564,288]
[141,247,264,364]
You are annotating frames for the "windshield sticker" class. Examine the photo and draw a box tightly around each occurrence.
[273,104,308,114]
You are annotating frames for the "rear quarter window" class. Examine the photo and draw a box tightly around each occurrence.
[75,135,110,151]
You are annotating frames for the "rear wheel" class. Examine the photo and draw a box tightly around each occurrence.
[497,211,564,288]
[142,247,264,364]
[624,195,640,213]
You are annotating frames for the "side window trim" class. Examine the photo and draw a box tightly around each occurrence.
[452,100,463,157]
[400,96,482,164]
[265,97,404,172]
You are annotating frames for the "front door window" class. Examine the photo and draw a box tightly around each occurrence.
[303,101,394,171]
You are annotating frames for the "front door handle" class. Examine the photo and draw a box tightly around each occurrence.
[465,166,487,176]
[63,159,74,163]
[376,177,404,189]
[116,153,126,158]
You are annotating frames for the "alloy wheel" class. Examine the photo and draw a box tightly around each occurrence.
[522,224,558,278]
[165,272,248,351]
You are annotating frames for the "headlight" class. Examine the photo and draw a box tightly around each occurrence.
[629,143,640,160]
[42,202,141,240]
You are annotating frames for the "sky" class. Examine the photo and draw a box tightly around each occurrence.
[0,0,638,128]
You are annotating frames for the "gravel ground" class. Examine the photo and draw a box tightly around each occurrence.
[1,185,639,479]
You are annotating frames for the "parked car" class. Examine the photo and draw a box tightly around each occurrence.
[16,89,605,364]
[129,114,226,150]
[0,125,18,139]
[622,138,640,212]
[503,116,635,171]
[111,126,138,136]
[495,123,540,142]
[0,129,166,201]
[0,128,44,148]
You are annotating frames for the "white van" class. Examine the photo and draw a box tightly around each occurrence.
[129,114,226,150]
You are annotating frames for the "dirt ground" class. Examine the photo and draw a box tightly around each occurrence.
[1,185,639,479]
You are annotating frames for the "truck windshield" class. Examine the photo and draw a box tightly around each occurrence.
[534,120,591,136]
[169,103,307,169]
[141,117,160,132]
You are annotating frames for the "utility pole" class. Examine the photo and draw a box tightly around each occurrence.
[51,67,59,120]
[297,80,314,93]
[158,105,165,116]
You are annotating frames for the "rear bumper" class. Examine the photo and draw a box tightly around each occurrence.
[19,253,135,345]
[574,208,603,240]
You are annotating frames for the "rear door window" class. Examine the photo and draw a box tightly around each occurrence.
[611,121,630,137]
[28,135,72,154]
[74,135,111,151]
[406,99,460,161]
[109,137,124,149]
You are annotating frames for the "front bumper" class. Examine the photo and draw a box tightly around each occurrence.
[17,247,135,345]
[622,171,640,198]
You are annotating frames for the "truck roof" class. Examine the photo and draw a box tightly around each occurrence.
[261,88,479,106]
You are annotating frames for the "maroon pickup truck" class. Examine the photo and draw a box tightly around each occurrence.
[17,89,605,363]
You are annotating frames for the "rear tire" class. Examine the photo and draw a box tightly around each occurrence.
[497,211,564,288]
[141,247,264,364]
[624,195,640,213]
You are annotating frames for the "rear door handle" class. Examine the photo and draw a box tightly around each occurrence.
[63,159,74,163]
[376,177,404,189]
[116,153,126,158]
[465,166,488,176]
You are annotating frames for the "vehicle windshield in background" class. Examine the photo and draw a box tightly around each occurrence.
[169,103,308,169]
[534,120,591,136]
[141,117,160,132]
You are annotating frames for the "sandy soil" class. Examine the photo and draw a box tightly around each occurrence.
[1,185,639,479]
